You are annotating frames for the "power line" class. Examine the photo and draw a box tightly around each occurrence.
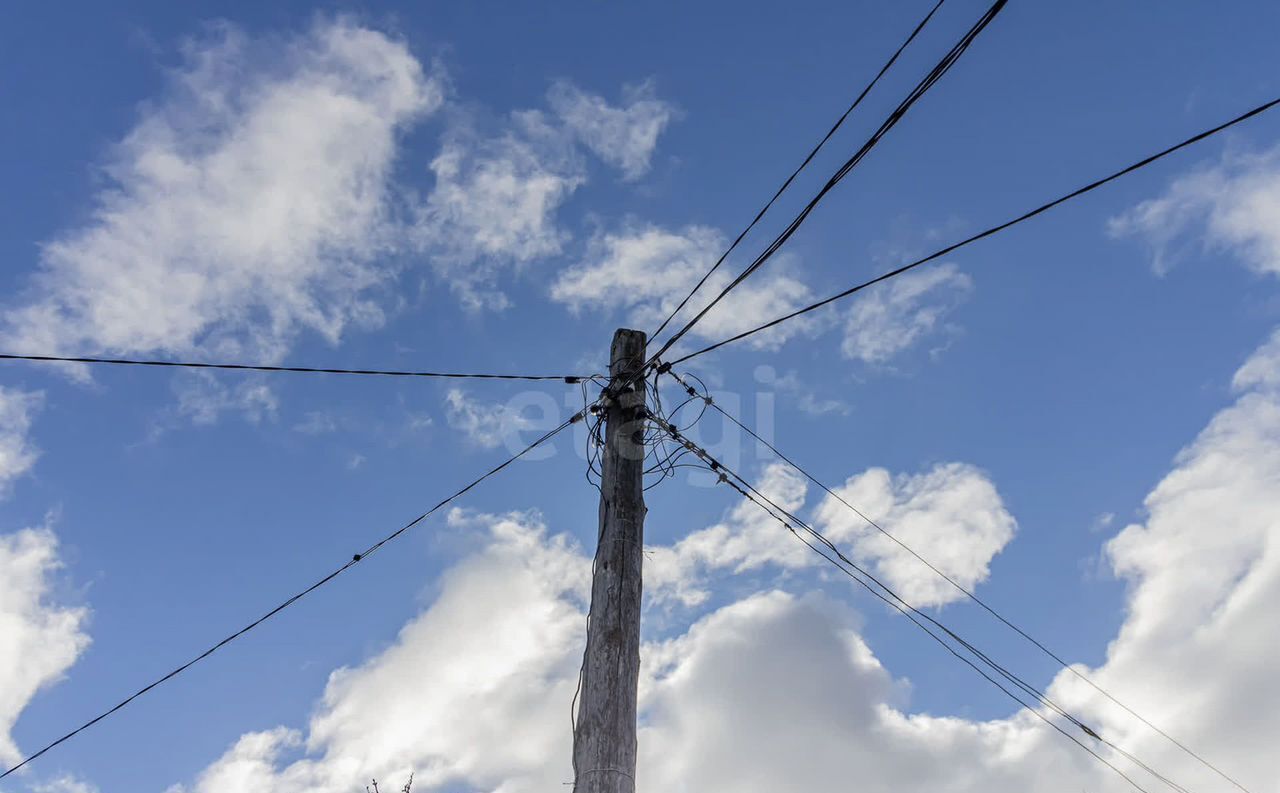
[0,353,590,383]
[649,0,1008,364]
[663,367,1253,793]
[647,0,949,342]
[0,413,582,780]
[669,94,1280,366]
[649,412,1195,793]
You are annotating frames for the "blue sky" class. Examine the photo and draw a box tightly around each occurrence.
[2,2,1280,792]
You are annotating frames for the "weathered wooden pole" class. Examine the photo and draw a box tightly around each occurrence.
[573,328,647,793]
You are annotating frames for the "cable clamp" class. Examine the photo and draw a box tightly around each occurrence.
[564,376,581,384]
[656,362,672,375]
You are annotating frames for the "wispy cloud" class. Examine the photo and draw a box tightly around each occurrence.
[548,80,676,181]
[840,263,972,365]
[1109,145,1280,277]
[0,386,42,497]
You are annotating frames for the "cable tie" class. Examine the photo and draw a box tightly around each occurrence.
[718,472,729,484]
[702,396,713,406]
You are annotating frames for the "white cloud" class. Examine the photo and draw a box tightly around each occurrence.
[812,463,1016,607]
[34,774,100,793]
[413,82,675,310]
[177,510,588,793]
[841,263,972,364]
[550,224,818,350]
[1109,145,1280,277]
[411,111,584,311]
[171,123,1280,793]
[292,410,340,435]
[443,388,535,449]
[645,460,1015,611]
[176,352,1280,793]
[172,372,278,426]
[755,365,851,417]
[2,19,443,366]
[0,525,91,768]
[0,387,42,497]
[645,463,812,608]
[548,81,675,181]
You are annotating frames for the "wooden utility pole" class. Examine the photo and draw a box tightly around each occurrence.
[573,328,647,793]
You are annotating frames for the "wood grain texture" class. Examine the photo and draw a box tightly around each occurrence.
[573,328,647,793]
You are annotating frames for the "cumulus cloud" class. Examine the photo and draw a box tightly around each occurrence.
[841,263,973,364]
[174,352,1280,793]
[174,510,588,793]
[169,116,1280,793]
[646,461,1014,610]
[550,224,818,350]
[812,463,1016,607]
[1,19,443,366]
[548,81,675,181]
[0,386,42,497]
[0,525,91,768]
[645,463,813,608]
[1108,145,1280,277]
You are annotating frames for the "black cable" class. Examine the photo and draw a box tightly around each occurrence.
[650,0,1007,364]
[0,353,591,383]
[665,366,1251,792]
[670,94,1280,366]
[647,0,949,342]
[0,414,580,780]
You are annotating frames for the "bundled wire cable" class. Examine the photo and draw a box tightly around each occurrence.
[648,0,949,342]
[650,0,1008,363]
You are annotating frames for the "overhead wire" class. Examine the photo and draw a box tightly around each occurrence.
[650,412,1195,793]
[0,352,592,383]
[669,94,1280,367]
[662,366,1252,792]
[0,412,584,780]
[649,0,1008,364]
[647,0,949,342]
